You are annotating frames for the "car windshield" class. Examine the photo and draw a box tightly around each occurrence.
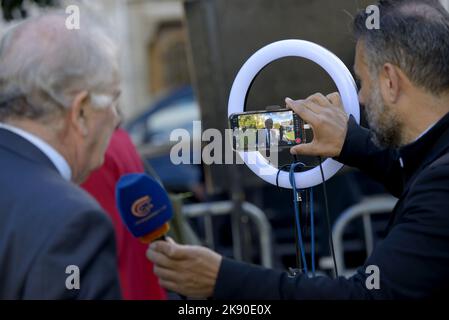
[146,98,200,146]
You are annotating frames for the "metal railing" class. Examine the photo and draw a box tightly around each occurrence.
[320,195,398,277]
[182,200,273,268]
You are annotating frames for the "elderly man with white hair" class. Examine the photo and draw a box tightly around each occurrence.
[0,12,122,299]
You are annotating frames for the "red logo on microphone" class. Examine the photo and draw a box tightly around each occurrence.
[131,195,153,218]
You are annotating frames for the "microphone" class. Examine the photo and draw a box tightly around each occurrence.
[115,173,173,244]
[116,173,190,300]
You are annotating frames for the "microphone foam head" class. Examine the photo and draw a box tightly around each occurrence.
[116,173,173,239]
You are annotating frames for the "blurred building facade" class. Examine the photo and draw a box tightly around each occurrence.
[1,0,449,121]
[95,0,191,121]
[0,0,191,121]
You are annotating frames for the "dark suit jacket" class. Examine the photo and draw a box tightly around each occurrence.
[213,112,449,299]
[0,128,121,299]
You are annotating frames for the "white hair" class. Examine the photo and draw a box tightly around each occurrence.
[0,10,120,122]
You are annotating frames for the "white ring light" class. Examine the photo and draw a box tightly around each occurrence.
[228,39,360,189]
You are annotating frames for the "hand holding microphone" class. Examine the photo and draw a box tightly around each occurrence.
[115,173,221,298]
[147,237,222,299]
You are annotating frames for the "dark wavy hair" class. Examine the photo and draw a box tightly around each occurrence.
[353,0,449,94]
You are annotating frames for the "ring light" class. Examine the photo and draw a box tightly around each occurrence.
[228,39,360,189]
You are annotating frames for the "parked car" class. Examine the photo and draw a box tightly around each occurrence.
[125,86,204,195]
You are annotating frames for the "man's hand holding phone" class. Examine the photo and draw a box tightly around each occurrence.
[286,92,349,158]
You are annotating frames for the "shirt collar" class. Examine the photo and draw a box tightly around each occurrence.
[0,123,72,181]
[398,111,449,182]
[413,122,437,142]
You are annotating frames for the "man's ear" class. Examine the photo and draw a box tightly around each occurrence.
[379,63,401,104]
[69,91,89,136]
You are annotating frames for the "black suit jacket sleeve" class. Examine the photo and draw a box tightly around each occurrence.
[213,164,449,299]
[336,116,403,197]
[22,209,122,299]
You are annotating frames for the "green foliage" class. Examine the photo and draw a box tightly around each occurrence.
[238,114,266,129]
[285,131,295,140]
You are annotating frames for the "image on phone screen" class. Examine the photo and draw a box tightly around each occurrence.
[229,109,311,152]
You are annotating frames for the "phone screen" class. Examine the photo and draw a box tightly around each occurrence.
[229,109,311,152]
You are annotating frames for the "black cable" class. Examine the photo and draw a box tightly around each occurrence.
[276,164,292,193]
[276,161,304,271]
[304,189,309,240]
[293,200,302,271]
[318,156,339,277]
[277,158,322,274]
[290,162,308,274]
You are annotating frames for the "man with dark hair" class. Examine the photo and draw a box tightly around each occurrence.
[147,0,449,299]
[257,118,278,156]
[263,118,277,146]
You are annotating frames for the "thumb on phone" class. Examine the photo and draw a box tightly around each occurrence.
[290,142,320,156]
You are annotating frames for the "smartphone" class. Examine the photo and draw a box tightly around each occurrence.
[229,108,311,152]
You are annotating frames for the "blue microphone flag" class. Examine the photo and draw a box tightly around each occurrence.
[115,173,173,238]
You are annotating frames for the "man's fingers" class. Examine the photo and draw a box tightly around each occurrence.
[150,239,190,260]
[154,265,179,282]
[149,240,172,256]
[159,279,179,293]
[166,236,176,244]
[146,247,176,268]
[308,92,330,106]
[326,92,345,111]
[286,98,320,124]
[290,142,320,156]
[286,97,324,115]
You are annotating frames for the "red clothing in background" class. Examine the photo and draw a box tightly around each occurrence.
[82,128,167,300]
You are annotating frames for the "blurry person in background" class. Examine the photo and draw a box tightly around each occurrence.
[259,118,278,148]
[82,124,167,300]
[279,125,285,142]
[0,12,122,299]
